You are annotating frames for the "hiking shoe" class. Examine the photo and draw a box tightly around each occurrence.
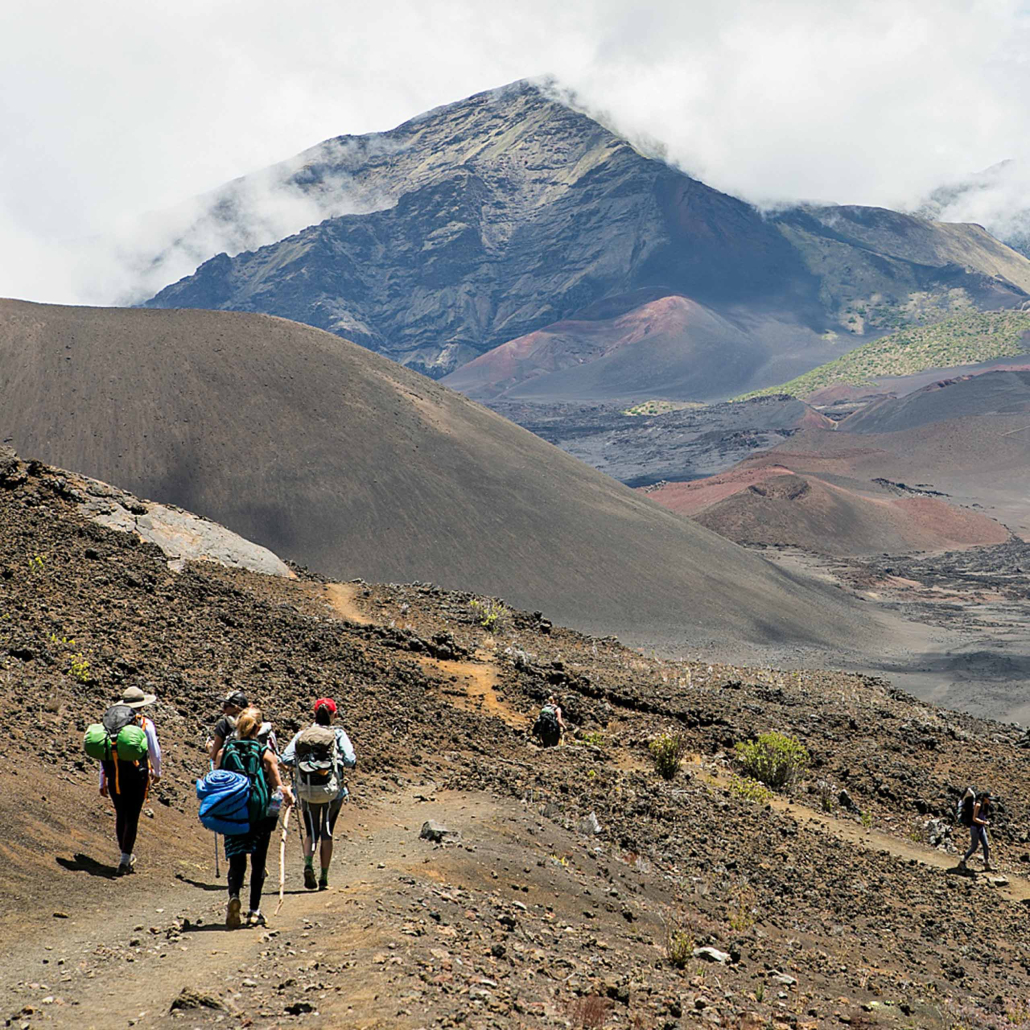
[226,896,242,930]
[318,875,329,891]
[117,854,136,876]
[303,864,318,890]
[984,863,995,873]
[247,910,266,927]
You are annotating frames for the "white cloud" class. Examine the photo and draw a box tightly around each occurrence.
[2,0,1029,304]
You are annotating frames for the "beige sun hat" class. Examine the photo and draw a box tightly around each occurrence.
[118,685,156,708]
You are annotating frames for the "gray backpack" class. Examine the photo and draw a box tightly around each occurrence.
[294,725,340,803]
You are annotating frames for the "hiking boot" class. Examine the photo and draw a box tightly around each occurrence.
[117,854,136,876]
[247,910,266,927]
[303,864,317,890]
[318,873,329,891]
[226,896,242,930]
[984,863,995,873]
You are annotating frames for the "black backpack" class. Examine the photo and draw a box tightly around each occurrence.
[534,705,561,747]
[957,788,976,827]
[221,739,271,829]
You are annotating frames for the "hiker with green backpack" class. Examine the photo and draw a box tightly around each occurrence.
[86,686,162,875]
[214,706,295,928]
[281,697,356,891]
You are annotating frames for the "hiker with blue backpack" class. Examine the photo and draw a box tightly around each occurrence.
[281,697,356,891]
[207,706,294,928]
[85,686,162,876]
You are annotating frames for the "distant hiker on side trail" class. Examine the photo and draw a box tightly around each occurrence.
[958,787,995,872]
[85,686,162,876]
[215,707,294,928]
[281,698,356,891]
[532,695,567,748]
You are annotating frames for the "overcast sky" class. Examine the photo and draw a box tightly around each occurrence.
[2,0,1029,304]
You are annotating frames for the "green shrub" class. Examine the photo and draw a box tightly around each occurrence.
[468,598,510,631]
[649,733,686,780]
[733,731,809,789]
[728,774,773,805]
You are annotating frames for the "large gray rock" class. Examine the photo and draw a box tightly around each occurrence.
[76,473,293,578]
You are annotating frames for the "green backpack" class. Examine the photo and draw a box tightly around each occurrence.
[221,738,270,829]
[83,705,149,763]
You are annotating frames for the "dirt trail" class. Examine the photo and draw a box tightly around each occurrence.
[690,756,1030,903]
[413,650,527,729]
[0,784,673,1030]
[321,582,373,625]
[317,582,521,729]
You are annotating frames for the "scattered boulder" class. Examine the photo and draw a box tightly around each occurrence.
[420,820,460,843]
[693,946,731,964]
[169,988,223,1012]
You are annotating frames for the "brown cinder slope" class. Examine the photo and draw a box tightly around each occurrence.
[0,299,881,653]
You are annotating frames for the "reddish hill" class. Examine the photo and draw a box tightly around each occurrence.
[648,466,1010,555]
[442,294,761,402]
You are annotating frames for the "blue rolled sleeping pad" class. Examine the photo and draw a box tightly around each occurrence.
[196,769,251,835]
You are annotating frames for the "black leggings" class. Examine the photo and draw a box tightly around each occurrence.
[227,831,272,911]
[302,798,343,843]
[106,761,148,855]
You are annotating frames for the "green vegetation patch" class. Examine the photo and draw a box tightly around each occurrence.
[734,309,1030,401]
[621,400,705,416]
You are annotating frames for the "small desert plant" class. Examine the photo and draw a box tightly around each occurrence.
[728,884,758,933]
[729,774,773,805]
[860,812,873,829]
[650,732,686,780]
[733,731,809,789]
[469,598,510,631]
[666,928,694,969]
[67,652,91,683]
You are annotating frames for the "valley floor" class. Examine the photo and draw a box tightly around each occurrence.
[746,543,1030,724]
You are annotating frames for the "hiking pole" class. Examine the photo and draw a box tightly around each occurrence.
[275,805,292,916]
[208,757,220,878]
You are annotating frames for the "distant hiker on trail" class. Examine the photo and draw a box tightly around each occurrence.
[958,788,994,872]
[281,698,356,891]
[209,690,280,760]
[532,695,567,748]
[215,706,294,928]
[87,686,162,876]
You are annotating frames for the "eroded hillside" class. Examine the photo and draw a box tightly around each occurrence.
[3,452,1030,1029]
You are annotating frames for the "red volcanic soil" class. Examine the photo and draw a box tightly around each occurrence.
[442,294,758,402]
[647,465,1010,555]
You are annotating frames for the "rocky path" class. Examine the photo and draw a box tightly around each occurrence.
[7,770,1029,1030]
[692,756,1030,903]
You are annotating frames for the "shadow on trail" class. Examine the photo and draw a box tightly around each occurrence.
[56,853,120,879]
[174,873,225,892]
[180,922,237,935]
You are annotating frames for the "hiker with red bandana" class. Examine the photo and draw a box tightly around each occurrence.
[281,698,356,890]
